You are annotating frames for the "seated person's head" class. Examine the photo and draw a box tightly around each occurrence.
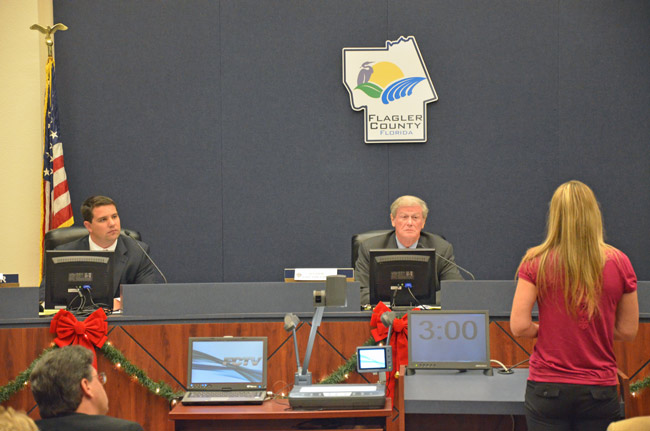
[390,195,428,247]
[81,195,121,248]
[29,345,109,418]
[0,406,38,431]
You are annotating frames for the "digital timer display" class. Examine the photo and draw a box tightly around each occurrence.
[408,310,490,370]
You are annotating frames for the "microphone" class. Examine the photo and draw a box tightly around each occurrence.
[283,313,301,371]
[435,251,475,280]
[121,231,168,283]
[380,311,396,328]
[380,311,397,341]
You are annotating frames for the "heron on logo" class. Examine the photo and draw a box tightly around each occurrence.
[355,61,426,105]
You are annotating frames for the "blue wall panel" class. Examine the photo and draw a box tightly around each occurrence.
[52,0,649,286]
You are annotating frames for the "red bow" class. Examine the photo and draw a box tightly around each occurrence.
[370,303,410,405]
[50,308,108,369]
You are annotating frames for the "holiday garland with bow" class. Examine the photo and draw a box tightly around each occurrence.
[2,306,648,404]
[0,308,183,404]
[1,308,379,403]
[369,302,408,403]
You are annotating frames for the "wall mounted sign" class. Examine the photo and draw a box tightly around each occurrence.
[343,36,437,143]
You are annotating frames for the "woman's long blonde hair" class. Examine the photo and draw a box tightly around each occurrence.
[517,180,613,319]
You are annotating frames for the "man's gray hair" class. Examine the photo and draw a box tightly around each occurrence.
[390,195,429,219]
[29,345,94,418]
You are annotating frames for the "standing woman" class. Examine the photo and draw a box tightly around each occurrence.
[510,180,639,431]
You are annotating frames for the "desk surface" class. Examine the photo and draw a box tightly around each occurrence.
[3,281,648,327]
[404,368,528,415]
[169,398,392,420]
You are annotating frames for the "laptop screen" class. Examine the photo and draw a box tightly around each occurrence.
[187,337,267,390]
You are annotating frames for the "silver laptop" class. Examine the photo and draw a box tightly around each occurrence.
[181,336,267,405]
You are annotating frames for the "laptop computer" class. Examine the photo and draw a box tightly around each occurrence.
[181,336,268,405]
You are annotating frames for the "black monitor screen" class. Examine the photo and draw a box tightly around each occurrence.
[368,248,438,307]
[408,310,490,371]
[45,250,114,311]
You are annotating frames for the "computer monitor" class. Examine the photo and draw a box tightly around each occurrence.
[368,248,438,307]
[356,345,393,373]
[407,310,491,372]
[44,250,114,311]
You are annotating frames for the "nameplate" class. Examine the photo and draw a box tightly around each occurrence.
[0,273,19,287]
[284,268,354,282]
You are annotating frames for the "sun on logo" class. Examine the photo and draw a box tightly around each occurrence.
[342,36,437,143]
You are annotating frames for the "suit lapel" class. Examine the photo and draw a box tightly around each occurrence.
[112,238,128,295]
[385,231,399,248]
[79,236,91,249]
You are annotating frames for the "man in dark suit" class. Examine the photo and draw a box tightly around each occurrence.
[30,345,143,431]
[40,196,163,309]
[355,195,463,305]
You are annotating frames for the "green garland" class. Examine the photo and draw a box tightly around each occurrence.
[4,335,647,402]
[630,375,650,394]
[0,346,56,403]
[1,337,379,402]
[319,337,377,384]
[100,342,185,402]
[0,343,184,404]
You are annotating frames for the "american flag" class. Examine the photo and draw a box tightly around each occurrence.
[41,57,74,269]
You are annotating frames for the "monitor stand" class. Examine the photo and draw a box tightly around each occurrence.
[406,368,494,376]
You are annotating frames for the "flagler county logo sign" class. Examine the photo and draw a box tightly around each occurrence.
[342,36,437,143]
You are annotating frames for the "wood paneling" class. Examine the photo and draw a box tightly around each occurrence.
[1,319,648,431]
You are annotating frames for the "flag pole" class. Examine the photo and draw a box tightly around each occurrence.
[31,23,74,283]
[30,23,68,58]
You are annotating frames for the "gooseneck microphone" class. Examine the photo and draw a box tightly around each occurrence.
[121,231,168,283]
[380,311,397,341]
[435,252,476,280]
[283,313,302,371]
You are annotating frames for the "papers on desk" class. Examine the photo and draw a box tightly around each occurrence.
[284,268,355,282]
[39,309,60,317]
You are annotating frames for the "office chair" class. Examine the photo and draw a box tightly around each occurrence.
[350,230,393,267]
[43,226,141,250]
[351,229,448,267]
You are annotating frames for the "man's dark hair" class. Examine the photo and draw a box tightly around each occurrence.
[81,195,117,222]
[29,346,94,418]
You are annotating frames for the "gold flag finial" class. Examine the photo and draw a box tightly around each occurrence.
[30,23,68,58]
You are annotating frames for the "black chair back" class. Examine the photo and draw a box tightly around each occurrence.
[351,229,448,267]
[350,229,392,267]
[43,226,141,250]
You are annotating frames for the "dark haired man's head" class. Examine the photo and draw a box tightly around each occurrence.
[30,346,109,418]
[81,196,121,248]
[80,196,116,223]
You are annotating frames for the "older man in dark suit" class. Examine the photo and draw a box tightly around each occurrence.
[355,195,463,305]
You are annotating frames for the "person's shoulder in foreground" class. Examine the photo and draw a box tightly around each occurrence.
[0,405,38,431]
[607,415,650,431]
[36,412,143,431]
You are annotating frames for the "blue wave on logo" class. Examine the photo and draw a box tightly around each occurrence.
[381,77,426,105]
